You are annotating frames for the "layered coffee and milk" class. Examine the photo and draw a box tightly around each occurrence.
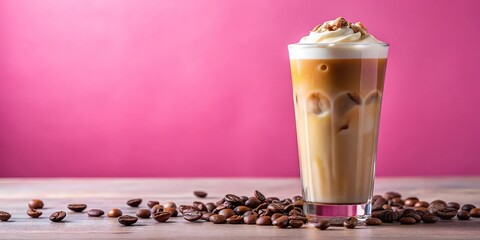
[289,17,388,205]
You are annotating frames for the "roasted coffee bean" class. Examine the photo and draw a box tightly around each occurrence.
[289,219,303,228]
[136,209,151,219]
[414,201,429,208]
[245,197,261,208]
[428,202,446,215]
[314,220,330,230]
[49,211,66,222]
[152,212,170,222]
[256,216,272,225]
[288,215,307,223]
[164,202,177,209]
[27,208,42,218]
[88,209,105,217]
[283,204,295,214]
[183,211,202,222]
[194,191,208,198]
[431,200,447,206]
[254,190,266,202]
[267,203,283,213]
[343,217,358,229]
[372,195,382,202]
[292,195,303,201]
[372,197,388,211]
[241,196,249,202]
[243,211,257,217]
[224,194,243,205]
[457,210,471,220]
[421,214,439,223]
[288,209,302,216]
[371,210,385,219]
[118,215,138,226]
[28,199,44,209]
[0,211,11,221]
[381,210,398,223]
[447,202,460,210]
[384,191,401,200]
[328,217,346,227]
[164,207,178,217]
[404,213,421,223]
[147,201,159,208]
[218,209,235,219]
[206,202,216,212]
[400,209,416,217]
[178,205,199,214]
[470,208,480,218]
[389,197,404,207]
[415,209,428,218]
[193,201,207,212]
[461,204,476,212]
[415,207,428,212]
[272,216,289,228]
[281,198,292,206]
[400,217,416,225]
[67,204,87,212]
[266,197,280,204]
[234,206,251,215]
[243,214,257,224]
[435,207,457,220]
[404,197,419,207]
[271,213,285,221]
[107,208,122,218]
[254,202,268,212]
[382,204,392,210]
[216,198,225,206]
[365,217,382,225]
[127,198,142,207]
[202,212,214,221]
[210,214,227,224]
[151,204,164,214]
[260,209,274,217]
[227,215,243,224]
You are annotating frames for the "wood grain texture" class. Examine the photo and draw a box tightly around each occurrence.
[0,177,479,239]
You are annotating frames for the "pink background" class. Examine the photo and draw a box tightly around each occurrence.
[1,0,479,177]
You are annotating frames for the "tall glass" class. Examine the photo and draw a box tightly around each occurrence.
[288,43,389,222]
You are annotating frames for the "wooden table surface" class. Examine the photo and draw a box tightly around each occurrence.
[0,177,479,239]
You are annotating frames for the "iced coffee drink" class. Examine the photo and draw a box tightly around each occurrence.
[288,17,389,221]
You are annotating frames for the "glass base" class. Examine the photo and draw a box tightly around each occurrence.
[304,202,372,223]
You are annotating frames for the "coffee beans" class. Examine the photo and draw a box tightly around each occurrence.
[343,217,358,229]
[289,219,303,228]
[0,211,11,221]
[227,215,244,224]
[384,191,401,200]
[27,208,42,218]
[151,204,164,214]
[88,209,104,217]
[400,217,416,225]
[243,214,257,224]
[225,194,243,205]
[421,214,439,223]
[256,216,272,225]
[435,207,457,220]
[164,202,177,209]
[210,214,227,224]
[127,198,142,207]
[147,201,159,208]
[194,191,208,198]
[457,210,471,220]
[365,217,382,225]
[272,216,289,228]
[28,199,44,209]
[254,190,266,202]
[404,197,419,207]
[314,220,330,230]
[136,209,151,219]
[447,202,460,210]
[381,210,398,223]
[152,212,171,222]
[218,209,235,219]
[107,208,123,218]
[470,208,480,217]
[49,211,66,222]
[267,203,283,213]
[414,201,429,208]
[461,204,476,212]
[428,202,446,215]
[164,207,178,217]
[67,204,87,212]
[183,211,202,222]
[118,215,138,226]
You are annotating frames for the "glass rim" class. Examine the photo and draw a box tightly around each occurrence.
[288,42,389,47]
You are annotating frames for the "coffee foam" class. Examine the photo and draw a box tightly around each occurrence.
[288,44,388,59]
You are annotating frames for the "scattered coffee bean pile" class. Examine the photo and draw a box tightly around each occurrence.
[0,190,479,231]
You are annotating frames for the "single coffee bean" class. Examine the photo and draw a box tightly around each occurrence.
[218,209,235,219]
[245,197,261,208]
[183,211,202,222]
[224,194,243,205]
[421,214,439,223]
[266,197,280,203]
[371,210,385,219]
[210,214,227,224]
[127,198,142,207]
[267,203,283,213]
[470,208,480,218]
[107,208,122,218]
[0,211,11,221]
[292,195,303,201]
[280,198,292,205]
[164,202,177,209]
[428,202,446,215]
[329,217,347,227]
[289,209,302,216]
[234,206,251,215]
[430,200,447,206]
[193,201,207,212]
[289,219,303,228]
[365,217,382,225]
[292,200,304,208]
[27,208,42,218]
[384,191,401,200]
[272,216,289,228]
[241,196,249,203]
[271,213,285,221]
[400,209,416,217]
[283,204,295,214]
[28,199,44,209]
[194,191,208,198]
[147,201,159,208]
[404,197,419,207]
[414,201,429,208]
[202,212,214,221]
[67,204,87,212]
[254,190,266,202]
[49,211,66,222]
[227,215,243,224]
[152,212,170,222]
[151,204,164,214]
[457,210,471,220]
[404,213,422,223]
[400,217,416,224]
[381,210,398,223]
[415,209,428,218]
[415,207,428,212]
[343,217,358,229]
[447,202,460,210]
[206,202,216,212]
[461,204,476,212]
[314,220,330,230]
[164,207,178,217]
[88,209,104,217]
[288,215,307,224]
[256,216,272,225]
[243,214,257,224]
[435,207,457,220]
[118,215,138,226]
[178,205,199,214]
[389,197,404,207]
[136,209,151,219]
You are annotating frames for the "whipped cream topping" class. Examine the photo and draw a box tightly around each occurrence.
[299,17,385,44]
